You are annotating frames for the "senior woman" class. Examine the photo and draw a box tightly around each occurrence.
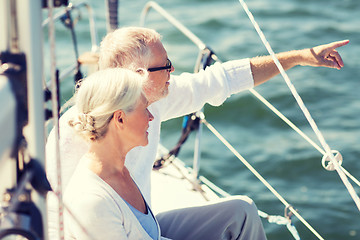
[63,68,165,239]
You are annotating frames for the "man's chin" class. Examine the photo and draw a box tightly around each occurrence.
[160,89,169,100]
[147,87,169,103]
[163,87,169,96]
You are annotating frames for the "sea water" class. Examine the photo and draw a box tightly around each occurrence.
[49,0,360,239]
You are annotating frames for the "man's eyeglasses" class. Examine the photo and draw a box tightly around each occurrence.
[147,58,172,72]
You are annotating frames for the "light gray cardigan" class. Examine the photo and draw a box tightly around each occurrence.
[64,159,169,240]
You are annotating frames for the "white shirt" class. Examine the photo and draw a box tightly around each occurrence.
[46,59,253,239]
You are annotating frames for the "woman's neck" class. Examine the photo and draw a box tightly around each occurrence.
[82,125,147,213]
[84,139,146,214]
[86,134,129,178]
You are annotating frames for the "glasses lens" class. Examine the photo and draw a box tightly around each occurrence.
[148,59,172,72]
[166,59,172,71]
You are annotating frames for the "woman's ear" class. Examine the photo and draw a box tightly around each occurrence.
[113,110,125,127]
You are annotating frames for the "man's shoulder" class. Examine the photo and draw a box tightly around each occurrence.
[60,105,78,122]
[46,105,79,145]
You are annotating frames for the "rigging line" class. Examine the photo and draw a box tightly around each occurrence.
[250,89,360,188]
[237,0,360,211]
[47,0,64,239]
[202,118,324,240]
[341,167,360,188]
[200,175,301,240]
[249,89,324,155]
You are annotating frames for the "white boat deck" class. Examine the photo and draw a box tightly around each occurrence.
[151,156,220,214]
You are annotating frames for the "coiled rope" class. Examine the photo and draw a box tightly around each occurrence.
[238,0,360,211]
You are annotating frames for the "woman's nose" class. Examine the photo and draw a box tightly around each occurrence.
[148,109,154,121]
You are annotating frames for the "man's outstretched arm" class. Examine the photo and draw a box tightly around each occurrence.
[250,39,349,86]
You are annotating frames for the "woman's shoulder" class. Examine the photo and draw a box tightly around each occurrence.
[64,162,129,211]
[64,163,108,202]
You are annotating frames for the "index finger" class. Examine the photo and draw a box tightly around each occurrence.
[328,39,350,50]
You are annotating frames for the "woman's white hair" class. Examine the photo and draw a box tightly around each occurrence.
[98,27,162,70]
[69,68,147,141]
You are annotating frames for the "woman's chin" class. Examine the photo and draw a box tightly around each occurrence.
[142,135,149,146]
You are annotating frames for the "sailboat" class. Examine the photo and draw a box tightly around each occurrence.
[0,0,359,239]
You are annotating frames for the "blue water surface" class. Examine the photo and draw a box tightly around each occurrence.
[48,0,360,239]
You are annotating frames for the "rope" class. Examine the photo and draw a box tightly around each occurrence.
[341,167,360,188]
[199,176,301,240]
[249,89,360,188]
[238,0,360,211]
[249,89,324,154]
[202,118,324,240]
[47,0,64,239]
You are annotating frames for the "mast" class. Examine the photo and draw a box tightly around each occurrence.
[0,0,50,239]
[105,0,118,32]
[0,0,17,194]
[18,0,48,238]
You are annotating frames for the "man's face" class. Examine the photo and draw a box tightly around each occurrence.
[144,40,174,103]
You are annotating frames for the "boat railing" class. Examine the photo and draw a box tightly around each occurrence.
[141,2,205,52]
[42,1,99,87]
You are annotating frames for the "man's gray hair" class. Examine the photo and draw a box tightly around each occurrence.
[99,27,162,71]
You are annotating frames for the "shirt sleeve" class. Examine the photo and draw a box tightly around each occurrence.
[156,58,254,122]
[46,106,89,191]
